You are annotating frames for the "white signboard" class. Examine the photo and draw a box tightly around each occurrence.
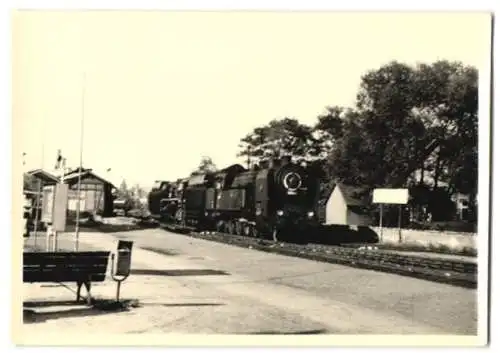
[42,185,55,223]
[52,183,69,232]
[373,188,409,205]
[41,184,69,231]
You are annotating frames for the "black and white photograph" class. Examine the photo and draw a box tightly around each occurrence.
[9,4,493,347]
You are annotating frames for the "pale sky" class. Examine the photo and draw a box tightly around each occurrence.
[13,11,491,188]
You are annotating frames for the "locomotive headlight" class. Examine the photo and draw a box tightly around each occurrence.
[277,210,284,216]
[307,211,314,218]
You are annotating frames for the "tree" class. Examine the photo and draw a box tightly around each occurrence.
[237,117,319,165]
[192,156,217,175]
[133,183,145,199]
[312,106,347,159]
[320,60,478,223]
[412,61,478,195]
[118,179,130,199]
[325,60,478,191]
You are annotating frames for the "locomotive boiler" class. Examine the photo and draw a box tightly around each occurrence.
[147,155,320,242]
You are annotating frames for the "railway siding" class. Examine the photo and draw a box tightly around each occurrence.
[161,224,477,289]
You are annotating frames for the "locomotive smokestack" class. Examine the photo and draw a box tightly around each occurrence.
[281,155,292,165]
[259,160,269,169]
[271,157,281,168]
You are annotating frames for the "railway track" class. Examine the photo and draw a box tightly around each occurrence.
[158,222,477,289]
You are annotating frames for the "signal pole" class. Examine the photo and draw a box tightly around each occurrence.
[75,72,86,251]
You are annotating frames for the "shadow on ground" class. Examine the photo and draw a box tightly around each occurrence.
[140,302,224,307]
[23,298,140,324]
[63,222,157,234]
[130,268,230,276]
[24,300,88,308]
[246,329,329,334]
[139,246,180,256]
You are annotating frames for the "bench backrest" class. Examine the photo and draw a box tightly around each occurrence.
[23,251,111,283]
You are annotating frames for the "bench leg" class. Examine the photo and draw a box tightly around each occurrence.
[76,281,92,305]
[76,281,83,302]
[85,282,92,306]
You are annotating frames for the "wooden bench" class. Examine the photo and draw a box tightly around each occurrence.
[23,251,111,305]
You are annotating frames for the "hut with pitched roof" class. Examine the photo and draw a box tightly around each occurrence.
[323,182,373,226]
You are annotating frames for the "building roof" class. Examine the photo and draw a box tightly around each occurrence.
[336,182,372,207]
[26,169,59,184]
[63,168,117,189]
[26,167,117,190]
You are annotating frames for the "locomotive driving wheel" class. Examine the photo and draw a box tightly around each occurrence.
[272,227,287,242]
[216,220,225,233]
[242,223,251,237]
[235,221,243,236]
[249,224,259,238]
[226,221,235,234]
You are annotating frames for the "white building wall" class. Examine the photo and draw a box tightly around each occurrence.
[325,186,372,226]
[67,189,104,213]
[325,187,348,225]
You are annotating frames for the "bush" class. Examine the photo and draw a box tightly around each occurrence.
[407,220,476,233]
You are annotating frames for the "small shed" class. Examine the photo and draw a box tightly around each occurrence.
[24,169,60,220]
[323,183,373,226]
[62,168,118,217]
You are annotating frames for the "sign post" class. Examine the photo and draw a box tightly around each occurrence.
[372,188,409,243]
[378,204,383,241]
[398,204,403,243]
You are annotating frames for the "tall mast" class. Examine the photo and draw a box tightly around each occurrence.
[74,72,86,251]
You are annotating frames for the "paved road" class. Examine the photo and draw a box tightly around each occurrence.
[22,228,477,335]
[114,228,477,334]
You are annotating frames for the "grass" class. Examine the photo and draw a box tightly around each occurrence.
[406,220,477,233]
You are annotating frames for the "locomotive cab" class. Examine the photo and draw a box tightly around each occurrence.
[205,164,253,233]
[181,173,215,229]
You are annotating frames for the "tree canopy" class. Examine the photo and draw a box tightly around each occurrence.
[192,156,218,175]
[238,117,320,165]
[234,59,478,223]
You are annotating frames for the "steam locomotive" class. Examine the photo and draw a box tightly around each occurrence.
[147,156,320,242]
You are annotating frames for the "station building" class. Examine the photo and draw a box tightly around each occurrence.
[24,167,118,218]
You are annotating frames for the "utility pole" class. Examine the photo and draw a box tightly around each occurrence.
[75,72,86,251]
